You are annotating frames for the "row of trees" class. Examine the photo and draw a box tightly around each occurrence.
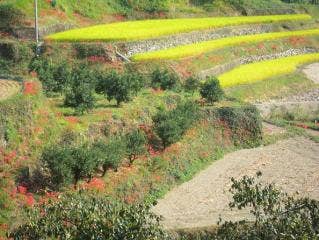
[30,57,225,114]
[42,129,147,188]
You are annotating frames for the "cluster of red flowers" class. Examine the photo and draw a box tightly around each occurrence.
[288,36,307,46]
[295,123,309,129]
[11,185,35,207]
[64,116,79,124]
[87,56,107,63]
[81,178,105,191]
[1,150,17,164]
[23,81,39,95]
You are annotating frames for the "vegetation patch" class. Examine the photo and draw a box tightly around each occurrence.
[133,28,319,60]
[219,52,319,87]
[46,14,311,42]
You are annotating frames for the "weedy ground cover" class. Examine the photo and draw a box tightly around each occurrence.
[133,28,319,60]
[46,14,311,42]
[219,53,319,87]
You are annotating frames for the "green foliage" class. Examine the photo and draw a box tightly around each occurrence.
[200,77,224,104]
[151,68,181,91]
[64,65,96,114]
[214,172,319,239]
[0,4,25,31]
[119,0,169,13]
[96,70,145,106]
[29,57,71,94]
[217,105,262,147]
[10,193,166,240]
[153,101,199,148]
[41,144,98,188]
[0,42,32,63]
[125,129,147,163]
[92,136,127,176]
[184,76,200,94]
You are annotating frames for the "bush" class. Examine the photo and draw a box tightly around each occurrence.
[96,70,145,106]
[125,129,147,164]
[217,105,262,147]
[29,58,71,94]
[41,144,98,188]
[184,76,200,94]
[0,42,32,63]
[200,76,224,104]
[0,4,25,32]
[92,137,127,176]
[151,68,181,91]
[120,0,169,13]
[153,101,199,148]
[10,193,166,240]
[64,65,96,114]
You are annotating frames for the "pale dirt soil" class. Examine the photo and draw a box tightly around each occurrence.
[303,63,319,84]
[0,80,21,101]
[153,137,319,230]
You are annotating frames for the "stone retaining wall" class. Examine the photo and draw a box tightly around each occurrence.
[199,47,318,78]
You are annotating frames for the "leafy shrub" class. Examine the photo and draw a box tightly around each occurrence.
[10,193,166,240]
[215,172,319,239]
[29,58,71,94]
[41,144,98,188]
[120,0,169,13]
[64,65,96,114]
[125,129,147,163]
[184,76,200,94]
[0,42,32,63]
[0,4,25,32]
[151,68,181,91]
[200,76,224,104]
[217,105,262,147]
[92,137,127,176]
[96,70,145,106]
[153,101,199,148]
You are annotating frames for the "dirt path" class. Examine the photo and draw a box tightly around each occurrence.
[0,79,21,101]
[153,137,319,230]
[303,63,319,84]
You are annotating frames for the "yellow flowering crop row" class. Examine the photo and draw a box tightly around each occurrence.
[133,28,319,61]
[218,53,319,88]
[46,14,311,42]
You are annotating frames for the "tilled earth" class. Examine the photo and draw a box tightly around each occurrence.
[0,79,21,101]
[153,137,319,230]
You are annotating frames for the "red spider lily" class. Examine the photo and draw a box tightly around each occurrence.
[64,116,79,124]
[25,193,35,207]
[82,178,105,192]
[17,185,27,195]
[3,150,17,164]
[23,81,39,95]
[87,56,106,63]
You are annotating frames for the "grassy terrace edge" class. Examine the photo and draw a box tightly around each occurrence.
[219,52,319,88]
[45,14,311,42]
[132,28,319,60]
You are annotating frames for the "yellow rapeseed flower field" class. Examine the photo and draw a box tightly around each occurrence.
[46,14,311,42]
[133,29,319,61]
[218,53,319,88]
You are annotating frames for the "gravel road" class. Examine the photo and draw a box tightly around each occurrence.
[153,137,319,230]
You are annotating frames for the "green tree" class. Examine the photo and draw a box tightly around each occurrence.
[214,172,319,239]
[200,76,224,104]
[96,70,145,106]
[125,129,147,164]
[10,193,167,240]
[93,137,126,176]
[184,76,200,94]
[151,68,180,90]
[64,65,96,114]
[42,145,98,188]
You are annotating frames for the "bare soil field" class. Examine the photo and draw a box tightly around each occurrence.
[0,79,21,101]
[153,137,319,230]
